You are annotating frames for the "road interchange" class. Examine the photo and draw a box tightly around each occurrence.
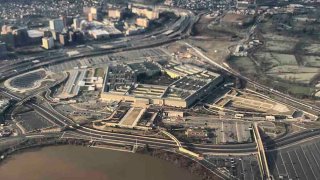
[0,5,320,180]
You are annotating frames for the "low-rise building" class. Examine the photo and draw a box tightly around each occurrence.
[236,0,256,9]
[136,18,150,28]
[100,63,223,108]
[89,29,109,39]
[185,129,208,138]
[125,25,145,35]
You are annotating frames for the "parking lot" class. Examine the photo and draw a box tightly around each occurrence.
[46,56,111,73]
[206,155,262,180]
[15,111,55,133]
[267,137,320,180]
[219,121,252,144]
[46,48,170,73]
[164,117,253,144]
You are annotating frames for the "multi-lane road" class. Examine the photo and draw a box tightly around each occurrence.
[0,8,196,82]
[2,85,320,156]
[185,42,320,116]
[1,6,320,180]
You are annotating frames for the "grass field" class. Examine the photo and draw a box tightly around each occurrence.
[266,65,319,84]
[302,56,320,67]
[303,43,320,54]
[228,56,257,75]
[265,40,296,51]
[254,52,297,67]
[94,68,105,77]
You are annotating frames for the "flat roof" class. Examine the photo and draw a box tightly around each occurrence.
[27,30,43,38]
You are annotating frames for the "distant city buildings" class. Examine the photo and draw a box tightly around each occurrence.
[0,3,162,51]
[236,0,256,9]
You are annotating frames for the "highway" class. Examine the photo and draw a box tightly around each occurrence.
[185,42,320,116]
[3,84,320,178]
[0,8,196,83]
[0,87,258,154]
[0,4,319,169]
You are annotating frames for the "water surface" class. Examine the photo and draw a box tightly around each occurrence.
[0,145,201,180]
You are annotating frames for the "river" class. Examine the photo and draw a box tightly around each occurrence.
[0,145,201,180]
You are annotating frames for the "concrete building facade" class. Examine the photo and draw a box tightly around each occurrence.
[108,9,123,19]
[132,7,159,20]
[42,37,54,49]
[0,42,7,58]
[49,19,64,32]
[136,18,150,28]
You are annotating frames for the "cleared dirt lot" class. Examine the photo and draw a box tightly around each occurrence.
[120,108,143,126]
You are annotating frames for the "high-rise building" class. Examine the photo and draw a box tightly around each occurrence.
[12,28,29,46]
[68,31,74,43]
[59,33,68,46]
[49,19,65,32]
[0,42,7,58]
[132,7,159,20]
[73,31,84,44]
[1,25,16,35]
[42,37,54,49]
[27,30,43,44]
[0,33,15,48]
[51,31,60,41]
[83,7,101,21]
[108,8,123,19]
[73,18,83,29]
[236,0,256,9]
[88,13,95,22]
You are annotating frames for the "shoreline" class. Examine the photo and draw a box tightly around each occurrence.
[0,137,219,180]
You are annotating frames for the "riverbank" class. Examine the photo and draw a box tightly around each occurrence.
[137,147,220,180]
[0,145,201,180]
[0,137,216,180]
